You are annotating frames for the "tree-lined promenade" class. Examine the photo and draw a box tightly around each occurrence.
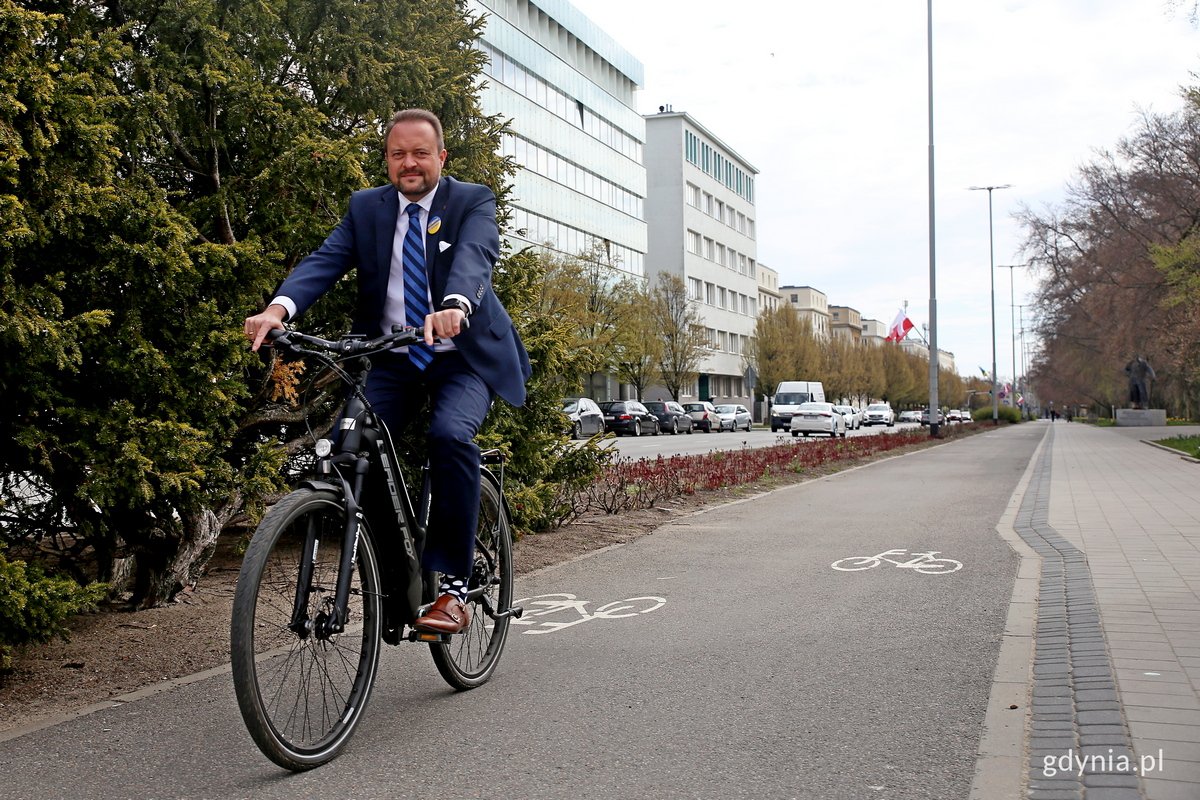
[1,0,1196,670]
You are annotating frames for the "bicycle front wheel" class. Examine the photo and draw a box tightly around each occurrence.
[230,489,382,771]
[429,474,514,690]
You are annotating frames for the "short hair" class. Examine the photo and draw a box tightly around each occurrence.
[383,109,444,151]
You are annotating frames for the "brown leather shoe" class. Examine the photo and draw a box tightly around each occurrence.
[413,594,472,634]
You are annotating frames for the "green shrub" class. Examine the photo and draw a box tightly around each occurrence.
[0,546,107,673]
[971,405,1023,424]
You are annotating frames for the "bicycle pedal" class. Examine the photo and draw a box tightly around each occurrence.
[494,604,523,620]
[409,630,452,644]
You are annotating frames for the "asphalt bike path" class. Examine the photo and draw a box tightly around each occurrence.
[0,426,1043,800]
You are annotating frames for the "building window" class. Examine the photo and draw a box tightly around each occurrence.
[686,183,701,207]
[688,277,703,300]
[704,237,714,260]
[705,282,715,305]
[686,230,701,254]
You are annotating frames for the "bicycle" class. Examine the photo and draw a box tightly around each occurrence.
[230,326,522,771]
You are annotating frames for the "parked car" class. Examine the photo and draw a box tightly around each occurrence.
[898,409,922,423]
[643,400,694,435]
[947,409,963,423]
[920,408,945,426]
[562,397,604,439]
[770,380,826,431]
[714,403,753,432]
[833,404,861,430]
[683,401,720,433]
[862,403,895,427]
[598,400,660,436]
[789,401,847,438]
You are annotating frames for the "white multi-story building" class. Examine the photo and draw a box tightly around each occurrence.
[472,0,647,281]
[780,285,831,340]
[861,318,887,346]
[757,263,782,315]
[644,108,759,404]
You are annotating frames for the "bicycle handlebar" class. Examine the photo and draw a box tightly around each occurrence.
[266,325,423,358]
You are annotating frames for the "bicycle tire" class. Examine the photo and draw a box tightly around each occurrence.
[429,474,513,690]
[230,489,382,770]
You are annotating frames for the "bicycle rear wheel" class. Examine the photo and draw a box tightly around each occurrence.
[230,489,382,770]
[429,474,513,689]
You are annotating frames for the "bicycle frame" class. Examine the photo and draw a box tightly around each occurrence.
[275,329,513,642]
[285,355,423,639]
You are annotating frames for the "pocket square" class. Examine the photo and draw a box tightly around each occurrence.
[438,241,452,253]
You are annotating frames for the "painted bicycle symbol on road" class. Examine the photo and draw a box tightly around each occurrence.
[510,592,666,635]
[831,549,962,575]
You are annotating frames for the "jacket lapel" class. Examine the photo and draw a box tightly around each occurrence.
[374,186,399,309]
[425,177,451,298]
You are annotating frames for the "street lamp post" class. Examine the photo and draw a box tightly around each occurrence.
[998,264,1026,408]
[925,0,940,437]
[1016,303,1031,415]
[968,184,1011,425]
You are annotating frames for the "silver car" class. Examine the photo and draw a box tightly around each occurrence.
[713,403,753,432]
[789,401,847,438]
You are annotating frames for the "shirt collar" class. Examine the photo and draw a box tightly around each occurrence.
[399,184,438,215]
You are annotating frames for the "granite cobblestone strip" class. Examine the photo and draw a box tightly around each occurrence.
[1016,427,1141,800]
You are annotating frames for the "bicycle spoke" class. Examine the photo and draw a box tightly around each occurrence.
[231,490,382,770]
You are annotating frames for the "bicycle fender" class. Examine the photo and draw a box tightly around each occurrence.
[479,466,516,529]
[297,479,342,495]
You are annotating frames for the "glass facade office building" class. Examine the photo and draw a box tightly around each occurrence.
[470,0,647,279]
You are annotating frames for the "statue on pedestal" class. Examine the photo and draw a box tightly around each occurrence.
[1124,355,1155,409]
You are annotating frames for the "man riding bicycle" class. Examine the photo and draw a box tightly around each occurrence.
[244,108,531,635]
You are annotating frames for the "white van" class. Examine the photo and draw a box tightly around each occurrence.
[770,381,826,432]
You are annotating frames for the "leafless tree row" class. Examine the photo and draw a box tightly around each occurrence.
[1019,93,1200,418]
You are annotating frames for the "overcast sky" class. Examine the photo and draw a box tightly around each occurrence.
[569,0,1198,380]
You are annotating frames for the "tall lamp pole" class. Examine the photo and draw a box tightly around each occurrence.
[926,0,940,436]
[968,184,1011,425]
[998,264,1026,408]
[1016,303,1029,415]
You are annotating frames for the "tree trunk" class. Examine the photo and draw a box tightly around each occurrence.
[127,494,242,609]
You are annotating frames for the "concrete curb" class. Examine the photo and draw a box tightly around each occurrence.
[1140,438,1200,463]
[969,426,1045,800]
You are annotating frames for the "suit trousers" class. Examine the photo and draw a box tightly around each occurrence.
[363,350,492,578]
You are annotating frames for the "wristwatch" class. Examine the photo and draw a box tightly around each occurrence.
[440,298,471,317]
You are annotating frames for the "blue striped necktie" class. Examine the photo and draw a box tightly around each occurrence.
[402,202,433,370]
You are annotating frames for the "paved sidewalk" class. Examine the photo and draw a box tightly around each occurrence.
[1042,421,1200,799]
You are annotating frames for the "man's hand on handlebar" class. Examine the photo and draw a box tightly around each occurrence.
[423,308,468,345]
[244,305,287,352]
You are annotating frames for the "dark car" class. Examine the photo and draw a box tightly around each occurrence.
[562,397,604,439]
[643,400,694,435]
[919,408,945,426]
[598,400,660,436]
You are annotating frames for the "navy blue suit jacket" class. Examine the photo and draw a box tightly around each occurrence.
[276,176,531,407]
